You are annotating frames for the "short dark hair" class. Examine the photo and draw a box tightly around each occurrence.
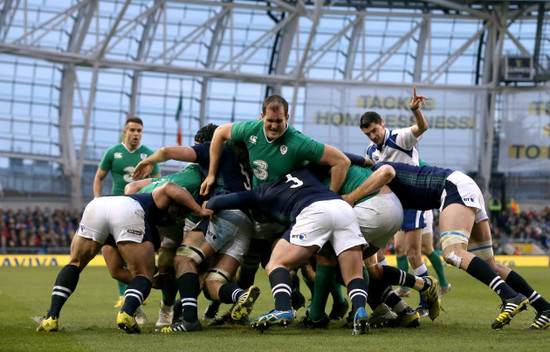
[194,123,218,143]
[359,112,383,129]
[125,117,143,127]
[262,94,289,116]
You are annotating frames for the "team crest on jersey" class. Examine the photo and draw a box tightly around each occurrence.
[250,135,257,144]
[140,153,147,160]
[114,152,122,159]
[280,145,288,155]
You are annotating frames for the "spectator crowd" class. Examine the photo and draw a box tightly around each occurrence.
[1,203,549,254]
[0,206,80,253]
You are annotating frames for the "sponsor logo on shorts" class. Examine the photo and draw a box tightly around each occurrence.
[250,135,257,144]
[126,229,143,236]
[79,225,85,232]
[462,197,475,203]
[291,233,307,240]
[280,145,288,155]
[114,152,122,159]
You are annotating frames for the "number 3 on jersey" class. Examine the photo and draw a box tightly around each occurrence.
[285,174,303,188]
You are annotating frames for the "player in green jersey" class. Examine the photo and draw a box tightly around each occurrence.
[93,117,161,317]
[200,94,350,195]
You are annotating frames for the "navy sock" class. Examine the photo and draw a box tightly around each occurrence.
[121,275,151,316]
[466,257,516,299]
[177,272,200,323]
[47,264,80,318]
[346,278,368,314]
[269,267,292,311]
[382,265,416,287]
[218,282,245,304]
[506,270,550,312]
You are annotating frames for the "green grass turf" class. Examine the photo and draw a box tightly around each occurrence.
[1,265,549,352]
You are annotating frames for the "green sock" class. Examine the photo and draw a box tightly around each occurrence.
[303,273,315,297]
[362,266,369,288]
[396,255,409,289]
[309,265,335,321]
[427,251,448,287]
[330,279,346,304]
[118,280,128,297]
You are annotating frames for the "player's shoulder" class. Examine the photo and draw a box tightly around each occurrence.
[137,145,155,154]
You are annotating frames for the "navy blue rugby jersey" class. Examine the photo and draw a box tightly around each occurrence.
[373,162,453,210]
[192,141,251,196]
[207,167,341,225]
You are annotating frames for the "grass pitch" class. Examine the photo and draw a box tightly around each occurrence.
[1,265,549,352]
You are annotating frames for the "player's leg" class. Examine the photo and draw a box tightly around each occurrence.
[251,239,317,328]
[116,240,155,333]
[393,230,410,297]
[439,203,527,329]
[37,234,102,331]
[422,210,450,296]
[470,220,550,329]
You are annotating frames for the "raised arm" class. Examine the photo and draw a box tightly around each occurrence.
[409,86,429,138]
[318,144,351,193]
[133,146,197,180]
[199,123,233,196]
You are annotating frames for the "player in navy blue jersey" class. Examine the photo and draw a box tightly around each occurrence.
[36,183,212,334]
[207,166,370,335]
[132,134,263,333]
[358,161,550,329]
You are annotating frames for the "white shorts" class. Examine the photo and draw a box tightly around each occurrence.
[441,171,489,224]
[289,199,366,256]
[422,210,434,235]
[204,209,254,263]
[354,192,403,249]
[76,197,146,245]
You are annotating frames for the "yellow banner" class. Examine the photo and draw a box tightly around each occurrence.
[0,254,548,267]
[384,255,548,267]
[0,255,107,267]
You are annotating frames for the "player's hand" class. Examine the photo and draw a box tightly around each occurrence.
[410,86,428,110]
[200,175,215,196]
[133,160,153,180]
[197,208,214,218]
[363,157,375,168]
[342,194,355,207]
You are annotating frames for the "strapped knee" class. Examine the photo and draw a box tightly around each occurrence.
[467,240,494,260]
[176,244,205,265]
[205,268,232,284]
[440,230,470,268]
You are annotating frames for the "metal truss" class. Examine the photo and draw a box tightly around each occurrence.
[0,0,549,206]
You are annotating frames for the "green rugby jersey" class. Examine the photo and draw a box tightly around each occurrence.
[231,119,324,188]
[98,143,160,195]
[324,165,379,204]
[138,163,202,198]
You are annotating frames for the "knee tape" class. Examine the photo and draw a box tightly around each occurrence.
[176,244,205,265]
[205,268,232,284]
[440,230,470,250]
[444,251,463,268]
[468,240,494,260]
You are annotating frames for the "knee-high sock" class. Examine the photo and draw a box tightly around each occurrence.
[218,282,246,304]
[47,264,80,318]
[121,275,151,316]
[466,257,517,300]
[396,255,409,288]
[269,267,292,311]
[309,265,335,320]
[347,278,368,314]
[177,273,200,323]
[506,270,550,312]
